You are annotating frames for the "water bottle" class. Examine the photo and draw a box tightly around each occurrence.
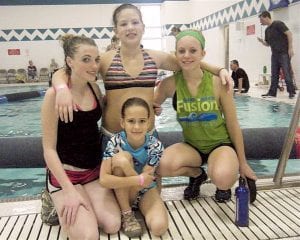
[235,177,249,227]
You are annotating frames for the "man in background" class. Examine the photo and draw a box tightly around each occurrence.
[257,11,295,99]
[230,60,250,94]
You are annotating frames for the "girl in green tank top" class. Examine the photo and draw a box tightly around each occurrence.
[155,29,257,203]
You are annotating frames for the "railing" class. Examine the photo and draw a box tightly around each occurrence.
[258,91,300,190]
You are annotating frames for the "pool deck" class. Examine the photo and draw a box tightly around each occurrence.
[246,84,298,106]
[1,177,300,240]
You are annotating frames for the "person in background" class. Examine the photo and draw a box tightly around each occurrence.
[155,29,257,203]
[230,59,250,94]
[171,26,181,37]
[27,60,37,81]
[257,11,295,99]
[106,35,120,51]
[41,34,120,239]
[100,97,168,238]
[50,59,59,75]
[49,58,60,86]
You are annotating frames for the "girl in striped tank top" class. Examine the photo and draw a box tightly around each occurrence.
[52,4,232,138]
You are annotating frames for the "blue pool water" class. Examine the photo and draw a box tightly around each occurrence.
[0,84,298,200]
[0,90,296,137]
[0,159,300,200]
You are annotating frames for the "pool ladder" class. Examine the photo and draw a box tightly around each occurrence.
[259,91,300,190]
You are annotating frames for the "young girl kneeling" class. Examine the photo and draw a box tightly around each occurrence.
[100,97,168,238]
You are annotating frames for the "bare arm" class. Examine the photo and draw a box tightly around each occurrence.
[42,88,73,190]
[154,76,176,106]
[99,159,141,188]
[99,151,155,189]
[238,78,243,93]
[52,69,75,123]
[285,30,294,58]
[218,79,257,180]
[41,88,89,226]
[200,62,231,89]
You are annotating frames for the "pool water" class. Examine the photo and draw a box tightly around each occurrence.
[0,94,296,137]
[0,85,298,200]
[156,95,295,131]
[0,84,48,95]
[1,159,300,200]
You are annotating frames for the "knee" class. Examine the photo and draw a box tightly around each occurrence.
[157,159,179,177]
[67,227,99,240]
[211,168,237,189]
[102,217,121,234]
[112,152,133,176]
[146,216,168,237]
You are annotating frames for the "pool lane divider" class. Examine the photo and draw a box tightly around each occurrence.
[0,90,46,103]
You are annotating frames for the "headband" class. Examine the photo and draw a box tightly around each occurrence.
[176,30,205,49]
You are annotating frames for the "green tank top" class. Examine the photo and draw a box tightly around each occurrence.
[174,70,231,154]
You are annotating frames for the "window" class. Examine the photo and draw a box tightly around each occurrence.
[140,5,162,50]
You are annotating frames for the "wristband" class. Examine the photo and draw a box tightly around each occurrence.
[218,68,226,75]
[54,84,68,92]
[138,174,144,186]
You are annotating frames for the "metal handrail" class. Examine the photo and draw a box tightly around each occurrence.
[273,91,300,185]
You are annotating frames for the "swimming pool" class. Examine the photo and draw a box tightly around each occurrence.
[0,84,298,200]
[0,86,295,137]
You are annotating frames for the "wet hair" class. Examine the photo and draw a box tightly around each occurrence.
[112,3,143,27]
[121,97,150,118]
[231,60,239,66]
[259,11,271,19]
[59,34,97,76]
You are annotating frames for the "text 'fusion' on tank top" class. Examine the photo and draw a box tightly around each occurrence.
[105,48,158,90]
[174,70,231,153]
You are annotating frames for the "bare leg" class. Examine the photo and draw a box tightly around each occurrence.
[207,146,239,190]
[51,185,99,240]
[84,180,121,234]
[158,143,202,177]
[139,188,169,237]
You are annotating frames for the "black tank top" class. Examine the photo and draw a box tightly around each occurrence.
[56,83,102,169]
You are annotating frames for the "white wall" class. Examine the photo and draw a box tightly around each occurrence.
[0,0,299,88]
[161,0,239,54]
[202,27,227,67]
[228,3,300,87]
[0,4,117,70]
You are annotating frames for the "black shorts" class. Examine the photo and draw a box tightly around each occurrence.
[186,142,235,165]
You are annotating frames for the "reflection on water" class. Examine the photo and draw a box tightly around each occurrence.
[0,89,297,199]
[1,159,299,200]
[156,96,294,132]
[0,93,295,137]
[0,169,45,200]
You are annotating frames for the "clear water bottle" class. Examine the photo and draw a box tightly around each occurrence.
[235,177,249,227]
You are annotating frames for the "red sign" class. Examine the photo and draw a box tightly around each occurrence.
[8,49,20,55]
[246,25,255,35]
